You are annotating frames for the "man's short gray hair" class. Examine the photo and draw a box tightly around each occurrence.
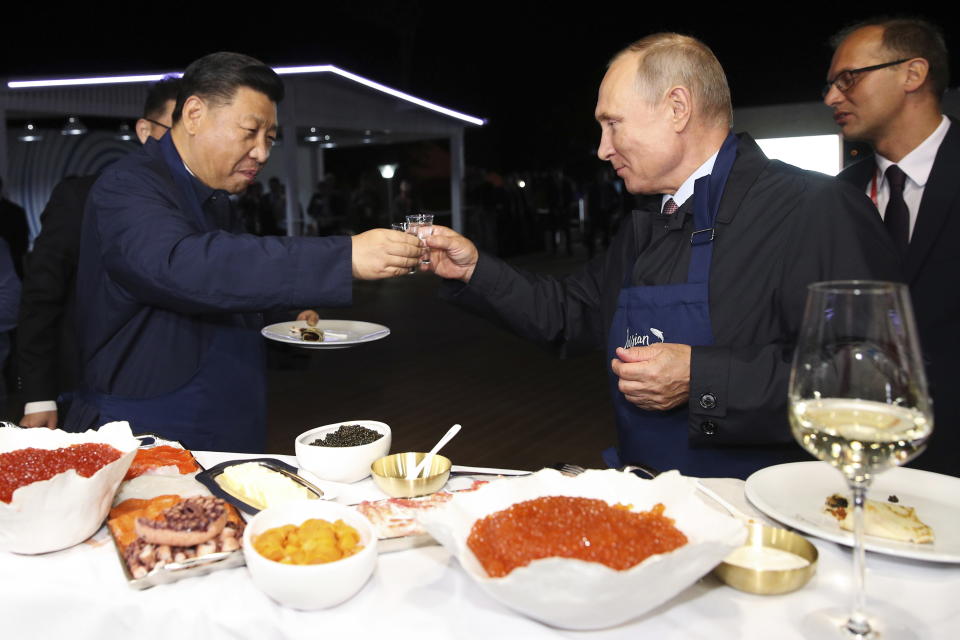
[613,33,732,129]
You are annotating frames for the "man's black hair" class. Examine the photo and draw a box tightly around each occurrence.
[142,76,182,119]
[172,52,284,123]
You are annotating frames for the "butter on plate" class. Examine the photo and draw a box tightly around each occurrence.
[824,493,934,544]
[215,462,318,511]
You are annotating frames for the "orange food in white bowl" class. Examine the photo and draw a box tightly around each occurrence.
[242,500,377,610]
[253,517,363,565]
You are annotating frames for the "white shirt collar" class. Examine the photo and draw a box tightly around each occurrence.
[661,149,720,212]
[875,114,950,188]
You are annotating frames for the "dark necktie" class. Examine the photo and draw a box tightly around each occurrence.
[884,164,910,258]
[662,198,678,216]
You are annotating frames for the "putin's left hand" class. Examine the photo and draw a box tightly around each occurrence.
[611,344,691,411]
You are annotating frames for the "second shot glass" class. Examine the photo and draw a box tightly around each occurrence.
[406,213,434,264]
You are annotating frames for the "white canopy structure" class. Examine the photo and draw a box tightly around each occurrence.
[0,64,485,234]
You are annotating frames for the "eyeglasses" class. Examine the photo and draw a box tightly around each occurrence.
[822,58,910,97]
[144,117,171,131]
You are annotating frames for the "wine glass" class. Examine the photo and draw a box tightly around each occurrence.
[788,281,933,638]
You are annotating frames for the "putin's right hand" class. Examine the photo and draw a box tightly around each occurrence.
[423,225,478,282]
[351,229,421,279]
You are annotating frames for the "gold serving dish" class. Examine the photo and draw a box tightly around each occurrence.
[714,522,818,595]
[370,452,452,498]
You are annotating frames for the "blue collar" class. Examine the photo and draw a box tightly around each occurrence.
[155,132,218,231]
[157,132,222,209]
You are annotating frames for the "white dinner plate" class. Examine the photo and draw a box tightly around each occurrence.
[745,461,960,563]
[260,319,390,349]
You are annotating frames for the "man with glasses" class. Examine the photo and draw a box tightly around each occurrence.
[17,77,181,430]
[825,18,958,476]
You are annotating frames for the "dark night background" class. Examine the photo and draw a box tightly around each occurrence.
[2,3,957,174]
[1,3,958,464]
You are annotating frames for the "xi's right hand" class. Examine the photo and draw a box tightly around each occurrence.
[351,228,421,279]
[423,225,478,282]
[20,410,58,429]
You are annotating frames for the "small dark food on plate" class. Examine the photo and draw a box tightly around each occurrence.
[823,493,934,543]
[299,327,324,342]
[310,424,383,447]
[825,493,849,519]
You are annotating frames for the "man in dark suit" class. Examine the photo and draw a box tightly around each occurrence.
[0,179,27,408]
[423,33,899,478]
[0,239,20,415]
[60,52,418,452]
[826,18,957,476]
[16,78,181,430]
[0,176,29,279]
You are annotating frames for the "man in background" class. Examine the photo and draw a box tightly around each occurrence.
[0,239,20,415]
[825,17,957,476]
[17,78,181,429]
[0,179,27,409]
[0,176,28,279]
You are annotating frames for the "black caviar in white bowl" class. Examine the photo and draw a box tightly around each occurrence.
[294,421,392,484]
[309,424,383,448]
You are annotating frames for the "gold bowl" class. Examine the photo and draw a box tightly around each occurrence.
[370,452,452,498]
[713,522,818,595]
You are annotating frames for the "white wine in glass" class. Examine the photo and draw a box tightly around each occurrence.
[788,281,933,638]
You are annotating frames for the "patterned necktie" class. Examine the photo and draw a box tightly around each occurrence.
[884,164,910,259]
[662,198,679,216]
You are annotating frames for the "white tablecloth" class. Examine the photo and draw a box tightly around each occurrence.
[1,451,956,640]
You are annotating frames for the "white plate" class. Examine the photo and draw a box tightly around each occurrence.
[745,461,960,563]
[261,320,390,349]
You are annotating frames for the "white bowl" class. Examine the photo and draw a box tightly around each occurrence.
[0,422,140,554]
[295,420,391,483]
[419,469,746,630]
[242,499,378,610]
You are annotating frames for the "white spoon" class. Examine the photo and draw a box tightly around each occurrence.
[408,423,462,480]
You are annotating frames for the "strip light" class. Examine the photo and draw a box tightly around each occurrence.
[7,73,181,88]
[273,65,486,126]
[7,64,485,126]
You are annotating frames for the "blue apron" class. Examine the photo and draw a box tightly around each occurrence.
[603,134,756,477]
[82,140,266,453]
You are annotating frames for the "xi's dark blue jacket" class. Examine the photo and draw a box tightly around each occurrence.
[73,133,351,403]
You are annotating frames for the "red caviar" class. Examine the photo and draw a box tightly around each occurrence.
[467,496,688,578]
[0,443,123,503]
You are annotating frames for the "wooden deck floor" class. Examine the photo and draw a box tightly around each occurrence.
[264,249,615,471]
[1,249,616,471]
